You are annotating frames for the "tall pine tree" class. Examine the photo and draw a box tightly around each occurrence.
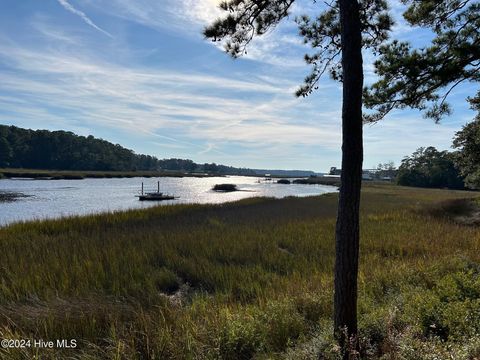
[204,0,393,351]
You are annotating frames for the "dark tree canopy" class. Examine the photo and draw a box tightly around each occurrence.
[0,125,144,171]
[452,115,480,189]
[396,146,465,189]
[0,125,256,175]
[365,0,480,122]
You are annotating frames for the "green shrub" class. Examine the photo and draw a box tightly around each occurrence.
[404,269,480,341]
[219,310,265,359]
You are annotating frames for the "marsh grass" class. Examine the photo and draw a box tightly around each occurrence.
[0,184,479,359]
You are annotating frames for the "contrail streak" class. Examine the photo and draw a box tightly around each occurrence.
[57,0,113,38]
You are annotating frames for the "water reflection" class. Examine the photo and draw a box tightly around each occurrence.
[0,176,337,225]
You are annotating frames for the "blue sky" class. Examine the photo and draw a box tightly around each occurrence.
[0,0,477,172]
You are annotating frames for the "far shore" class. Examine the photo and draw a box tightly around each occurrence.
[0,168,221,180]
[0,168,344,185]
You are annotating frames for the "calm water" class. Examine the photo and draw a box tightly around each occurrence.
[0,176,337,226]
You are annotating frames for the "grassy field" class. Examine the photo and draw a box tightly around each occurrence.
[0,184,479,359]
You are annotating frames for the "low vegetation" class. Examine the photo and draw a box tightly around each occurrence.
[0,191,30,202]
[0,184,479,359]
[212,184,238,192]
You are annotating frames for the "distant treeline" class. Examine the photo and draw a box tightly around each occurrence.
[396,147,465,190]
[0,125,256,175]
[395,116,480,191]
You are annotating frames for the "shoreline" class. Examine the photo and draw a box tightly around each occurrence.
[0,168,221,180]
[0,168,343,183]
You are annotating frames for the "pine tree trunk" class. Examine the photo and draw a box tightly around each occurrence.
[334,0,364,353]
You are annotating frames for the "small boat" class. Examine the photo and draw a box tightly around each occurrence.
[137,192,176,201]
[136,181,178,201]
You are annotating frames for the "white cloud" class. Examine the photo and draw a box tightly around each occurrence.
[179,0,223,25]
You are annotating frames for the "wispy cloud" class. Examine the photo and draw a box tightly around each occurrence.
[56,0,113,38]
[0,38,463,168]
[0,42,341,154]
[85,0,307,67]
